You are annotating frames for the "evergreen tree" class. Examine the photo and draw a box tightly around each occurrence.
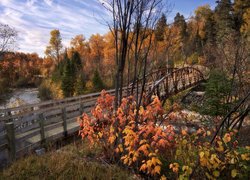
[202,70,232,116]
[204,14,216,45]
[75,72,86,95]
[92,69,105,92]
[214,0,235,41]
[51,50,68,82]
[71,51,82,71]
[174,13,188,40]
[155,13,167,41]
[61,57,75,97]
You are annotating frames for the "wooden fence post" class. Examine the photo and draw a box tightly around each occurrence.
[80,103,84,116]
[5,122,16,162]
[62,107,67,137]
[38,114,45,144]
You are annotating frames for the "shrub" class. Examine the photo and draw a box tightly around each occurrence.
[78,91,175,178]
[170,130,250,180]
[78,91,250,179]
[38,79,63,100]
[38,82,53,101]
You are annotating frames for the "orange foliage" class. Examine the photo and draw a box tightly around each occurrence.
[78,90,175,177]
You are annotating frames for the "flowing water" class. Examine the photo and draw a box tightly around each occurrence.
[0,88,40,109]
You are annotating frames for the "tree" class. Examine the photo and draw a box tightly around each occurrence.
[233,0,250,33]
[92,69,104,92]
[61,54,75,97]
[51,50,68,82]
[155,13,167,41]
[89,34,105,71]
[75,72,86,95]
[45,29,63,64]
[202,70,232,116]
[101,0,166,109]
[214,0,235,41]
[174,13,188,40]
[71,51,82,71]
[0,23,18,60]
[173,13,188,63]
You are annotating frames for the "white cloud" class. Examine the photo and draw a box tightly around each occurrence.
[44,0,53,6]
[0,0,109,56]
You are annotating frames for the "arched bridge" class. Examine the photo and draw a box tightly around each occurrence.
[0,66,207,164]
[128,66,206,104]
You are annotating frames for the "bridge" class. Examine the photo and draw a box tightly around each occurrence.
[0,66,207,165]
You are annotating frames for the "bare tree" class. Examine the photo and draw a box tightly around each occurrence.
[0,23,18,60]
[100,0,167,109]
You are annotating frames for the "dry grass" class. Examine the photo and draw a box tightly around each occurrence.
[0,141,135,180]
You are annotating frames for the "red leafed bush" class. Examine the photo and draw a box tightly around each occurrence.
[78,90,175,176]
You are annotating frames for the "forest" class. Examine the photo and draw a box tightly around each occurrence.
[0,0,249,179]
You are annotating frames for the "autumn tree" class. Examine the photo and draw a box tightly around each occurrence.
[45,29,63,64]
[70,35,93,77]
[101,0,166,109]
[89,34,105,71]
[233,0,250,36]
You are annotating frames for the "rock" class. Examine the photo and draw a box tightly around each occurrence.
[35,148,45,156]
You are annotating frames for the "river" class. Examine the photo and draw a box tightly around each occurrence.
[0,88,41,109]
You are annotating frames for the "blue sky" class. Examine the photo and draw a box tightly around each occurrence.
[0,0,216,56]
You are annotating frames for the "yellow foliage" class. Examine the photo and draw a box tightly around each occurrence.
[222,133,231,143]
[231,169,237,178]
[169,162,179,173]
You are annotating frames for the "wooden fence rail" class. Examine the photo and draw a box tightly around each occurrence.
[0,89,118,165]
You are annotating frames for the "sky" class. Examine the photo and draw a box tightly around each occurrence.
[0,0,216,57]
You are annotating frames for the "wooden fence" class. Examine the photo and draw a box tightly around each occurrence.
[0,89,117,165]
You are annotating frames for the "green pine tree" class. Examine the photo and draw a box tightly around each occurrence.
[75,73,86,95]
[174,13,188,41]
[71,51,82,71]
[92,69,105,92]
[204,14,216,45]
[214,0,235,41]
[51,51,68,82]
[202,70,232,116]
[61,58,75,97]
[155,13,167,41]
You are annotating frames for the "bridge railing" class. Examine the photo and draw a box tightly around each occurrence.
[0,87,136,165]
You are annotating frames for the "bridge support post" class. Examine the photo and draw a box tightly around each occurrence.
[5,122,16,162]
[38,114,45,144]
[62,107,67,137]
